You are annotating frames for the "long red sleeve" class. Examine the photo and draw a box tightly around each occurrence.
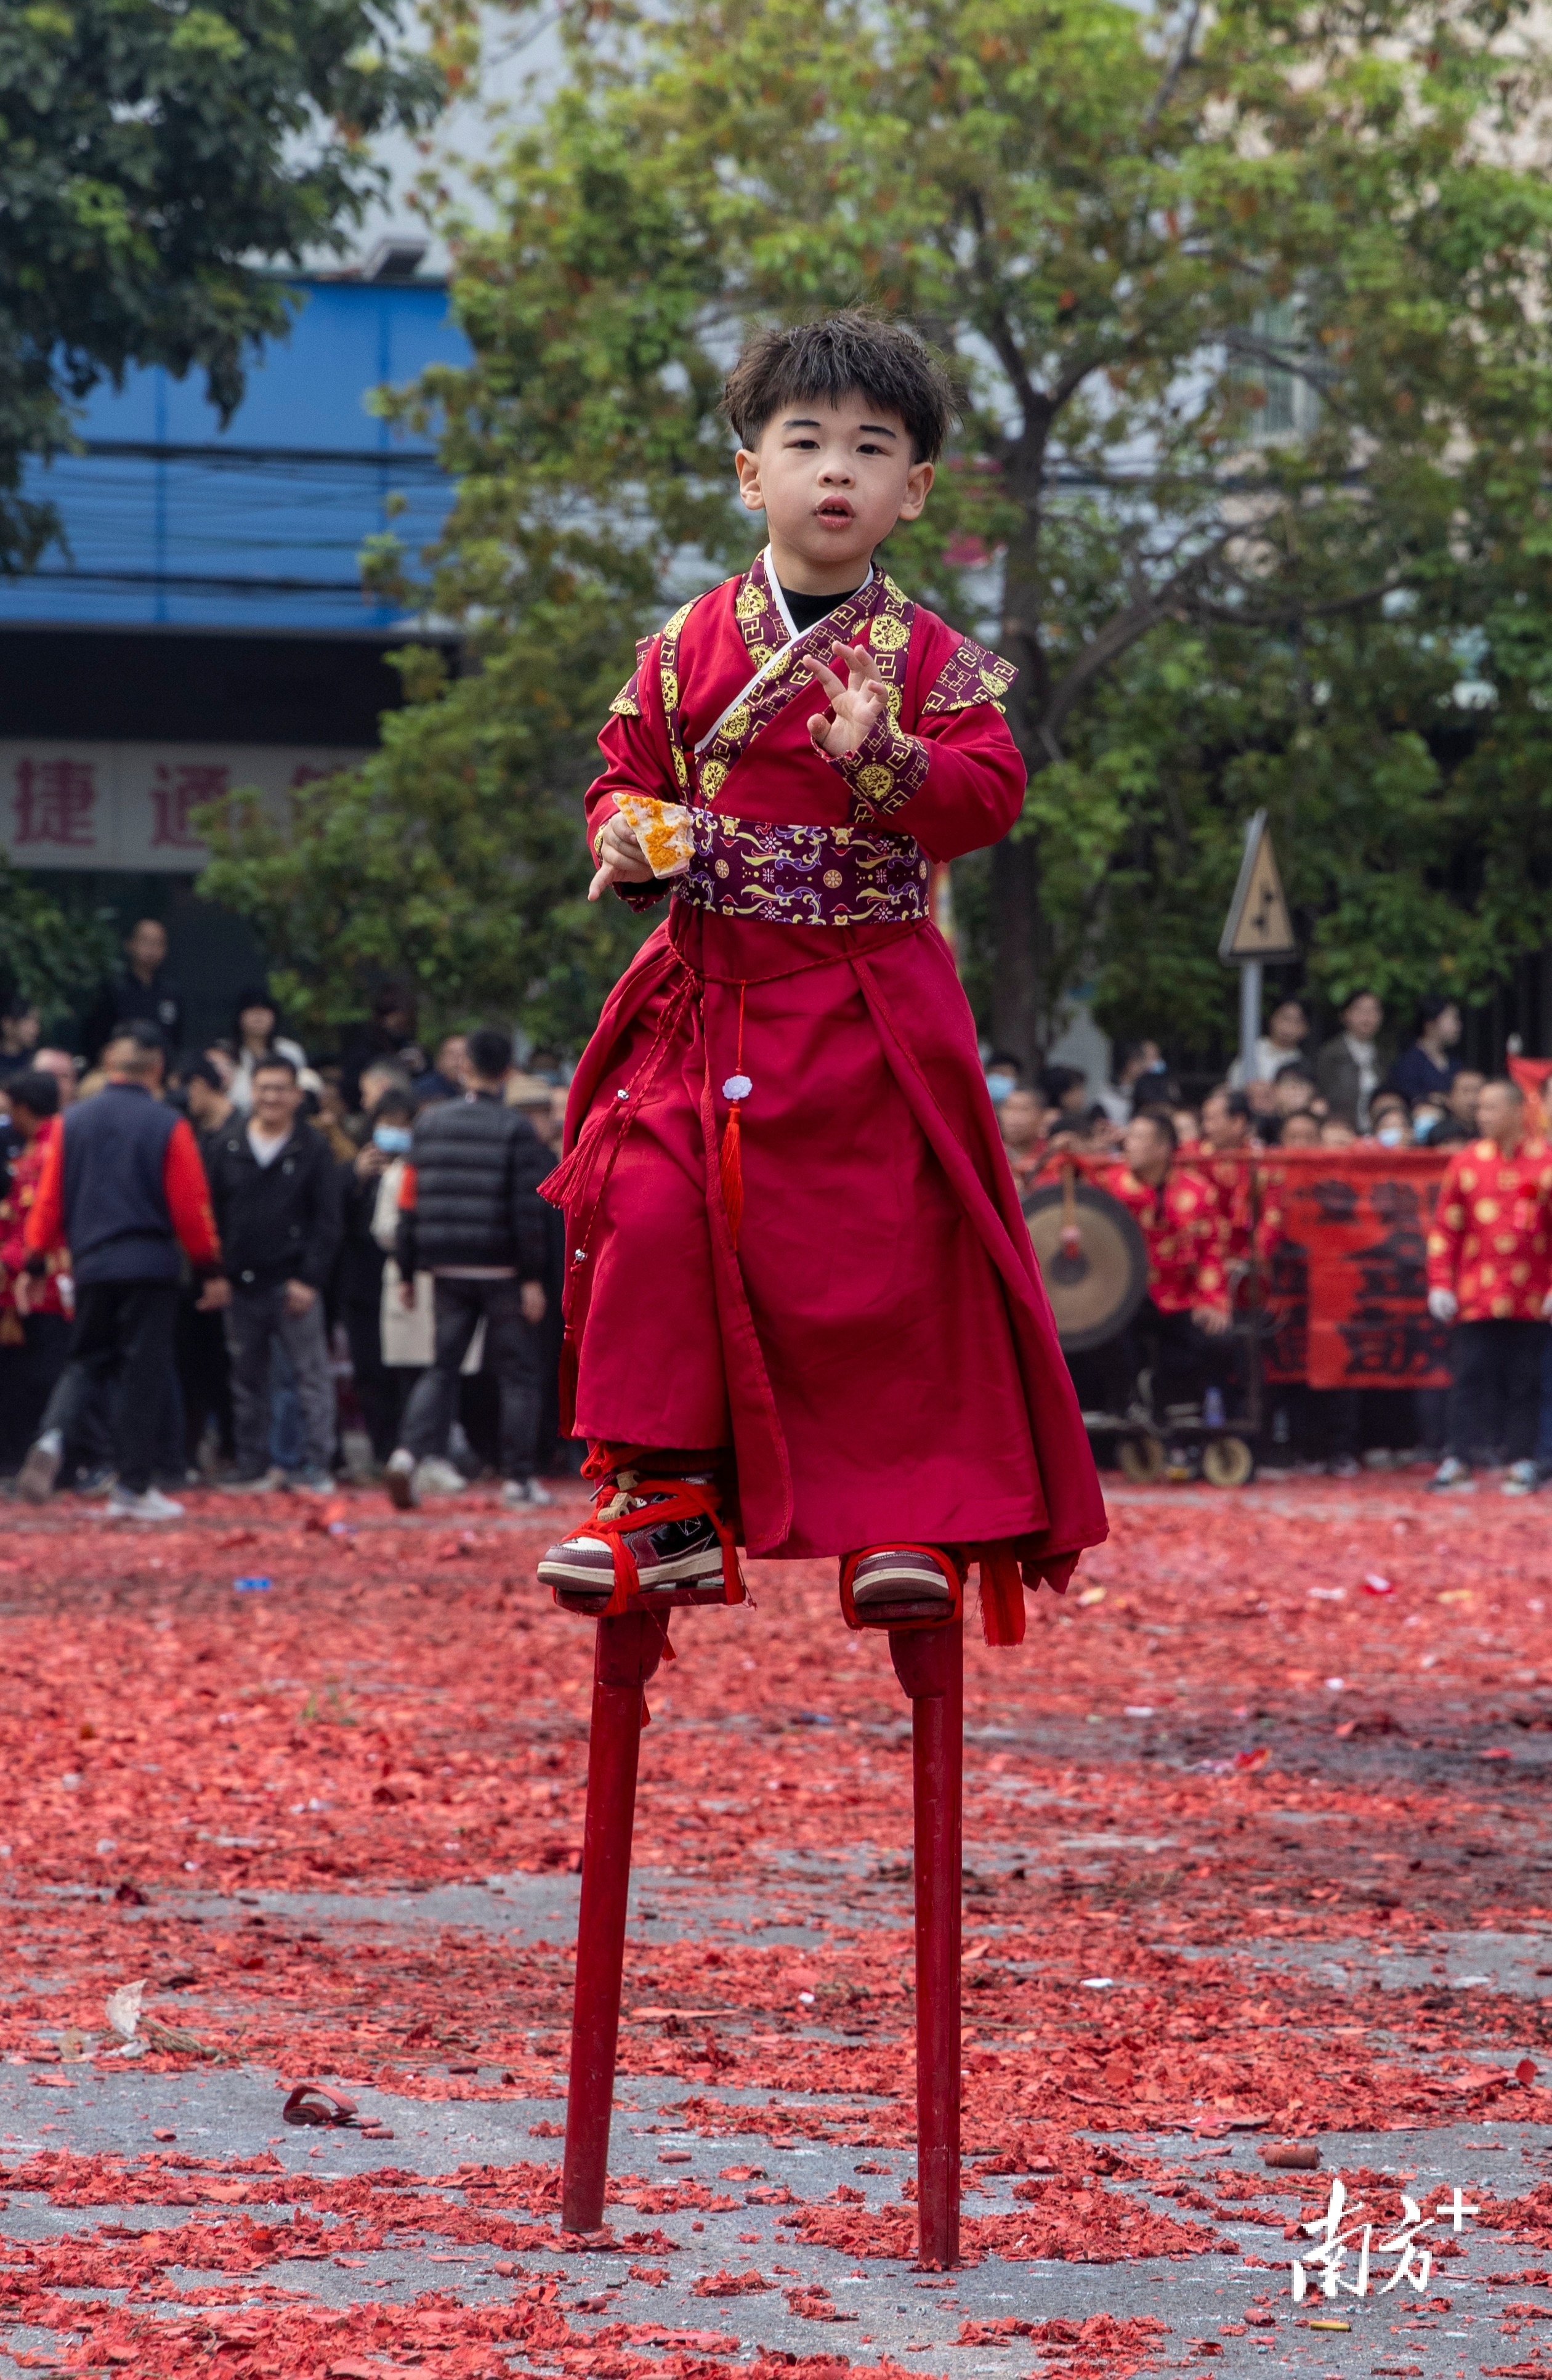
[822,698,1027,862]
[163,1119,221,1269]
[22,1123,65,1259]
[584,652,672,864]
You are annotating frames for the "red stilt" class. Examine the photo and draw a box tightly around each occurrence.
[890,1617,964,2268]
[561,1609,668,2233]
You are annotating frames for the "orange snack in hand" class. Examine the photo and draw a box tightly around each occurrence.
[615,793,694,878]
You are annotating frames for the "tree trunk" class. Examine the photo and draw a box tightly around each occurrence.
[989,830,1045,1075]
[993,492,1049,1079]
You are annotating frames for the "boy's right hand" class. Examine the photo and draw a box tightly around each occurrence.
[589,815,653,901]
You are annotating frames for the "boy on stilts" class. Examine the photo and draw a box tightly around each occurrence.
[536,312,1106,2258]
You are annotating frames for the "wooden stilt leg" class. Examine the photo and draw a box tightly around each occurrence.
[889,1617,964,2269]
[561,1609,668,2233]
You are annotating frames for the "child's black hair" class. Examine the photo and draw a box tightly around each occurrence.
[721,310,956,463]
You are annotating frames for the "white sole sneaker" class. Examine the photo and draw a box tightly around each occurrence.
[851,1552,956,1605]
[537,1540,725,1594]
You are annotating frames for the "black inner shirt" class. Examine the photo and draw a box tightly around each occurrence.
[777,576,867,634]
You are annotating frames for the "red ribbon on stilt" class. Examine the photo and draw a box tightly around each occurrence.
[569,1444,745,1620]
[976,1545,1028,1647]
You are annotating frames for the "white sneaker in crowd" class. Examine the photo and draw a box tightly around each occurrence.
[384,1449,419,1511]
[1429,1456,1472,1492]
[1503,1460,1541,1497]
[503,1478,553,1509]
[18,1430,62,1505]
[219,1467,286,1494]
[105,1486,184,1523]
[289,1470,336,1497]
[416,1457,467,1497]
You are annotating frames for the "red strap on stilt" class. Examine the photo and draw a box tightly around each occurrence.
[838,1544,965,1634]
[976,1546,1027,1647]
[567,1454,745,1620]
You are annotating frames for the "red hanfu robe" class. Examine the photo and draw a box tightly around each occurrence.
[548,548,1105,1587]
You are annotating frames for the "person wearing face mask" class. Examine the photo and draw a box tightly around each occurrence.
[337,1090,419,1471]
[1368,1093,1413,1149]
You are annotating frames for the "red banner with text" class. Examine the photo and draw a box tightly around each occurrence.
[1252,1149,1450,1390]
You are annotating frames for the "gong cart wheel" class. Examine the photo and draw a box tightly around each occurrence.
[1117,1433,1167,1486]
[1201,1435,1255,1489]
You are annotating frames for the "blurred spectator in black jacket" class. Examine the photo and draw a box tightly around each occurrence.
[339,1087,418,1469]
[202,1056,342,1494]
[340,986,425,1111]
[384,1027,551,1512]
[83,919,184,1062]
[0,998,41,1087]
[414,1035,469,1106]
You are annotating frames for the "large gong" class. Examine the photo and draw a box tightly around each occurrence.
[1022,1181,1149,1352]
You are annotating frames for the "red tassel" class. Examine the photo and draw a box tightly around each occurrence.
[719,1104,745,1249]
[978,1546,1027,1647]
[717,980,749,1252]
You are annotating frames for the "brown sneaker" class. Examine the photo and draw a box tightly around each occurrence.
[849,1548,956,1606]
[537,1471,725,1599]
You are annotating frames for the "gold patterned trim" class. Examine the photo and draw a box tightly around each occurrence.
[920,636,1018,716]
[822,712,931,819]
[690,564,916,800]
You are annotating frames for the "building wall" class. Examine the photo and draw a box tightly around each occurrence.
[0,277,469,1057]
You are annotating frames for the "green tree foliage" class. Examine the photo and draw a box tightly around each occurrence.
[0,0,444,569]
[0,862,117,1030]
[204,0,1552,1058]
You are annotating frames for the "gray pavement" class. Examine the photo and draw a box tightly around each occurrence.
[4,1867,1552,2376]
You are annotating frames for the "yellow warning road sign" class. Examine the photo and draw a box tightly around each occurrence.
[1219,809,1296,963]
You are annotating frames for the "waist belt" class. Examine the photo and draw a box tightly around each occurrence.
[676,811,930,928]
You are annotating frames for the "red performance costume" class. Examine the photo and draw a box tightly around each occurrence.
[544,519,1105,2269]
[1426,1138,1552,1320]
[1098,1158,1231,1318]
[548,548,1105,1591]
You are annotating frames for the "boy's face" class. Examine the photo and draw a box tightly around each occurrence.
[735,396,933,588]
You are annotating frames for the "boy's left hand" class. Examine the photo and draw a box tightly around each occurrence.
[800,643,889,757]
[588,815,653,901]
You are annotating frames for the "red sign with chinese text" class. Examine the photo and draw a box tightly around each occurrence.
[1256,1149,1450,1390]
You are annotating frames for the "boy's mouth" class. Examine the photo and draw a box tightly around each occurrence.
[815,498,855,523]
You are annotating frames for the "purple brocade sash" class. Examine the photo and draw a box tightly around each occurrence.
[676,810,930,928]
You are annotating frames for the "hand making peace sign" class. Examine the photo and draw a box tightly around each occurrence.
[798,641,890,758]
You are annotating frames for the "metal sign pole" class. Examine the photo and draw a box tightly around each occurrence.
[1239,957,1262,1088]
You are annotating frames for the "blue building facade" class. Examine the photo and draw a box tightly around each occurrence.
[0,273,469,1047]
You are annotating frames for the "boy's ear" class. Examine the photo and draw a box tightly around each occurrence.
[895,458,936,523]
[734,447,766,514]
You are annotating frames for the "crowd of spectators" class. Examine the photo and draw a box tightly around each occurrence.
[988,987,1552,1491]
[0,920,570,1521]
[988,992,1485,1175]
[3,927,1546,1513]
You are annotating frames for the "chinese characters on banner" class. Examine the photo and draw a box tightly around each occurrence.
[1292,2176,1475,2299]
[14,756,98,849]
[1256,1151,1452,1391]
[0,743,364,872]
[149,761,230,851]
